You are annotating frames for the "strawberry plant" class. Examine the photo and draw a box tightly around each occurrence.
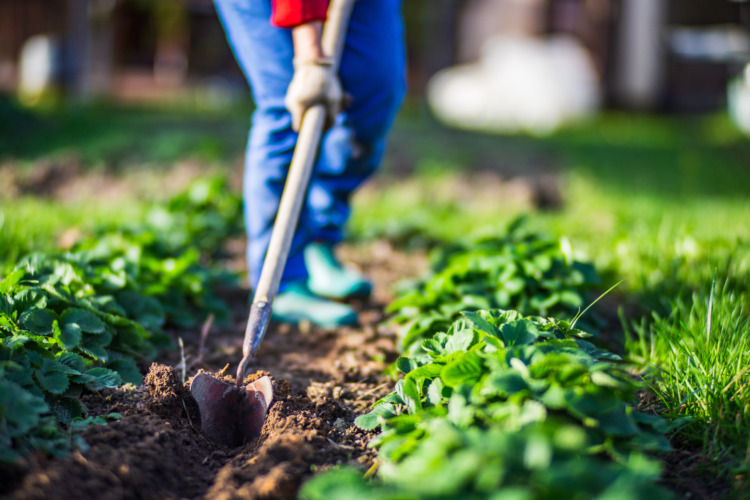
[302,309,672,499]
[0,269,141,460]
[389,218,599,353]
[0,176,242,462]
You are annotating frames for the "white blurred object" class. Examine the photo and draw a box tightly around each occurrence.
[728,64,750,136]
[18,35,60,101]
[427,35,601,135]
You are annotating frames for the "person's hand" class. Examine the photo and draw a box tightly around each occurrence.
[285,58,343,131]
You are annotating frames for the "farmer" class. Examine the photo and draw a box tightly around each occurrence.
[213,0,406,327]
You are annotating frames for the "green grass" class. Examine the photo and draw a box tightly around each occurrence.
[626,279,750,493]
[0,197,145,272]
[0,97,250,166]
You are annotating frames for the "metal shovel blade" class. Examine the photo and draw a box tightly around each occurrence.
[190,373,274,447]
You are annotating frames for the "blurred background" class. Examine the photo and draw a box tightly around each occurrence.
[2,0,749,119]
[1,0,750,279]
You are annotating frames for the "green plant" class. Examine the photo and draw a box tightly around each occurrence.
[626,278,750,489]
[389,218,599,353]
[0,176,243,462]
[302,309,671,499]
[143,176,244,258]
[0,268,146,460]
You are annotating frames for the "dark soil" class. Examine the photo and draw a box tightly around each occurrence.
[2,243,425,500]
[660,445,733,500]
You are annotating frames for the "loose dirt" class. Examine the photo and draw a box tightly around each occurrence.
[1,243,424,500]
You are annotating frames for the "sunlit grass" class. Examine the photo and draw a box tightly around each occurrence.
[626,279,750,490]
[0,197,144,272]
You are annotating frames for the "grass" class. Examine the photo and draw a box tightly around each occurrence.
[0,197,145,273]
[0,97,250,166]
[626,279,750,493]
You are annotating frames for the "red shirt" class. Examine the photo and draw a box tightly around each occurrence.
[272,0,329,28]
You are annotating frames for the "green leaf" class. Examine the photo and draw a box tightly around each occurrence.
[558,289,583,308]
[500,319,540,346]
[78,330,113,361]
[0,268,26,294]
[114,291,165,331]
[56,352,85,373]
[47,396,87,423]
[396,356,418,374]
[421,338,444,355]
[35,368,70,395]
[441,352,483,387]
[484,372,528,397]
[596,407,639,437]
[405,362,444,384]
[353,412,381,431]
[20,308,57,336]
[590,370,630,390]
[54,319,81,350]
[401,377,422,413]
[445,328,476,354]
[426,378,444,406]
[523,433,552,470]
[374,392,405,407]
[14,288,48,312]
[0,378,48,435]
[70,415,110,432]
[60,308,106,334]
[354,403,397,431]
[2,334,31,349]
[77,367,122,390]
[459,311,500,338]
[105,358,142,386]
[503,277,526,295]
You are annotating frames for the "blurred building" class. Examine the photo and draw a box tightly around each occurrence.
[0,0,748,113]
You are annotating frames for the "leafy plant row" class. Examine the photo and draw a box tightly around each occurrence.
[0,177,243,462]
[303,310,673,499]
[388,217,600,354]
[302,221,670,499]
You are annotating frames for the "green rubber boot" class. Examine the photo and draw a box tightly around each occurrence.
[305,242,373,299]
[272,282,358,328]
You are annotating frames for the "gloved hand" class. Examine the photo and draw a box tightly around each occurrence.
[285,58,343,132]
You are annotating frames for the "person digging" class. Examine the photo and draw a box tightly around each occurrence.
[190,0,405,447]
[214,0,406,328]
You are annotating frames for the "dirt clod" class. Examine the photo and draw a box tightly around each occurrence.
[145,363,185,418]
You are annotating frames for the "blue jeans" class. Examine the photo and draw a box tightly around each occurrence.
[213,0,406,289]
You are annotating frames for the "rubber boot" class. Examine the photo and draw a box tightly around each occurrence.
[272,282,358,328]
[305,242,373,299]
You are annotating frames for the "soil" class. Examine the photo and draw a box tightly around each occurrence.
[1,242,425,500]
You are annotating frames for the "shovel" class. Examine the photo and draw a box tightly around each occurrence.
[190,0,357,447]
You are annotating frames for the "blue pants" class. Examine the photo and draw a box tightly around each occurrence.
[213,0,406,289]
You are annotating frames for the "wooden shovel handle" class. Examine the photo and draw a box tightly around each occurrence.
[239,0,357,369]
